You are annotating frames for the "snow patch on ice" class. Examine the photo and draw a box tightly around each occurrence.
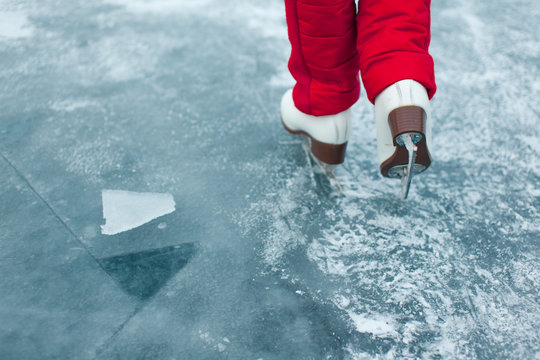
[101,190,176,235]
[197,329,229,353]
[0,11,33,39]
[347,312,398,338]
[519,134,540,156]
[233,171,310,267]
[157,222,168,230]
[345,345,396,360]
[50,99,99,112]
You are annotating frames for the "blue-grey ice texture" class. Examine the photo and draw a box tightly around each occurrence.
[0,0,539,359]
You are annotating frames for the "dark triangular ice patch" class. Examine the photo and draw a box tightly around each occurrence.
[99,243,196,301]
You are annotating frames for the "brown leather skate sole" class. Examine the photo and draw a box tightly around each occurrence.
[380,105,431,178]
[281,117,347,165]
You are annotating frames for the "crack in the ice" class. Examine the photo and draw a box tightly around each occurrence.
[0,152,153,358]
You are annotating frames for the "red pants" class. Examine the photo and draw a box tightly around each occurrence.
[285,0,436,116]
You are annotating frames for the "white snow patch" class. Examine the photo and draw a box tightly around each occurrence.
[50,99,99,112]
[157,222,168,230]
[347,311,398,338]
[519,134,540,156]
[334,295,351,309]
[101,190,175,235]
[0,11,33,39]
[345,346,397,360]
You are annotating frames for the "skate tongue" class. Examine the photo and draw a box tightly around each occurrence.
[400,133,418,200]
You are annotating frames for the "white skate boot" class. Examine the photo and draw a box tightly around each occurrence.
[375,79,432,199]
[280,89,351,165]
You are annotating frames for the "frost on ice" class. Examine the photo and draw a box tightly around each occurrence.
[347,311,398,339]
[101,190,176,235]
[0,12,34,39]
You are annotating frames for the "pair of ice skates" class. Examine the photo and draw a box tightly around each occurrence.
[281,79,431,199]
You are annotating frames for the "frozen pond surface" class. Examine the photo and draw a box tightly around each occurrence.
[0,0,538,358]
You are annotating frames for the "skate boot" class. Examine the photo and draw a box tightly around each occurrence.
[280,89,351,165]
[375,79,432,199]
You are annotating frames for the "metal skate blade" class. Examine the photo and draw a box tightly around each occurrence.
[317,161,343,194]
[400,133,418,200]
[299,135,343,194]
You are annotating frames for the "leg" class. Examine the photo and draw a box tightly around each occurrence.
[357,0,436,103]
[284,0,360,116]
[357,0,436,198]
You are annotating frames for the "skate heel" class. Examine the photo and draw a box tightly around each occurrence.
[380,105,432,199]
[281,116,347,165]
[388,105,426,144]
[380,105,431,178]
[310,138,347,165]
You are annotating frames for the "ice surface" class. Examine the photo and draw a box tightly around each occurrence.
[101,190,176,235]
[0,11,33,39]
[0,159,136,359]
[0,0,538,358]
[99,243,196,300]
[105,0,211,14]
[346,312,398,338]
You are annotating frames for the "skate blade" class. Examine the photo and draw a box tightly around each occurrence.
[299,135,343,194]
[397,133,418,200]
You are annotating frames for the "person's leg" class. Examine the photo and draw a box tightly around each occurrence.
[284,0,360,116]
[357,0,436,198]
[356,0,436,103]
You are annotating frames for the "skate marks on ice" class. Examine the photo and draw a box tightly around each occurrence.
[101,190,176,235]
[237,116,539,359]
[238,162,540,360]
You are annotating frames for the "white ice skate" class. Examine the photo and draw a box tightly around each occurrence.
[375,79,432,199]
[280,89,351,193]
[280,89,351,165]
